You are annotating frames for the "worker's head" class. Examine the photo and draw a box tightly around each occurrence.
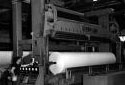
[12,57,22,65]
[16,57,22,64]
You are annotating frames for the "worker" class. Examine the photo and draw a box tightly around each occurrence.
[10,57,22,85]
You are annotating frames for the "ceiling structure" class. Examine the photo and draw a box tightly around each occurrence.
[0,0,124,50]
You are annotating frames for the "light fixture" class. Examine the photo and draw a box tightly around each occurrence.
[93,0,98,2]
[119,36,125,42]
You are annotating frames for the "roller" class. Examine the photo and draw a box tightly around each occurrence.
[49,52,116,75]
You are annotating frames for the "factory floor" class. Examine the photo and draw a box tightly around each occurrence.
[0,71,125,85]
[83,71,125,85]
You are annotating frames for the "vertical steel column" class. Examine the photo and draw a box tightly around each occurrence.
[114,41,122,71]
[31,0,45,57]
[31,0,45,85]
[116,42,121,63]
[12,0,22,57]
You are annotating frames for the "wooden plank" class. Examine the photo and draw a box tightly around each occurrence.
[19,39,32,45]
[21,44,31,50]
[12,0,22,57]
[84,8,114,17]
[12,1,23,85]
[49,44,81,51]
[31,0,44,36]
[31,0,45,85]
[31,0,45,56]
[56,6,85,17]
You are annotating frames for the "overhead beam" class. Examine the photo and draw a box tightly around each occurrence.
[56,6,85,17]
[0,9,9,13]
[23,0,30,3]
[78,1,121,12]
[84,8,114,17]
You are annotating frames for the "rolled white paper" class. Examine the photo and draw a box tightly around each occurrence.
[49,52,116,75]
[0,51,30,67]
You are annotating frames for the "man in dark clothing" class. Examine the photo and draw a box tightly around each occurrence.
[11,57,22,84]
[0,57,22,85]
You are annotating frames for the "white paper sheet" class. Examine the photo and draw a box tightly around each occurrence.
[0,51,30,67]
[49,52,116,75]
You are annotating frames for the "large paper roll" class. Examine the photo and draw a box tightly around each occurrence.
[0,51,30,67]
[49,52,116,75]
